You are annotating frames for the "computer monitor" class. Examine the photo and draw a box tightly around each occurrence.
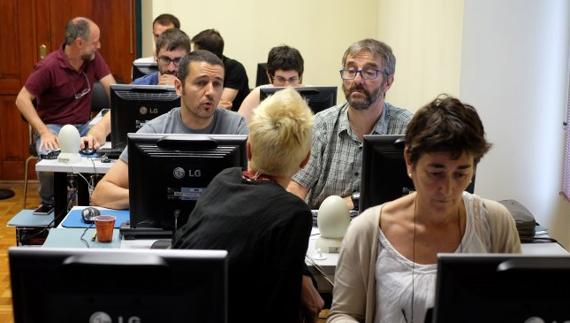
[132,61,158,81]
[433,254,570,323]
[259,86,337,114]
[359,135,475,211]
[110,84,180,149]
[127,133,248,236]
[9,247,228,323]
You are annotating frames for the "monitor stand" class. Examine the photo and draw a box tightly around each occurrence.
[119,223,172,240]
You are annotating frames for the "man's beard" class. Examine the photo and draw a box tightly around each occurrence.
[343,83,383,110]
[81,52,95,62]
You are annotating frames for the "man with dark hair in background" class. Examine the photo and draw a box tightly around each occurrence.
[192,29,250,111]
[134,13,181,64]
[15,17,116,214]
[238,45,305,123]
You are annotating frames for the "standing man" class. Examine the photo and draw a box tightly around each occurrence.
[191,29,250,111]
[288,39,413,209]
[82,28,191,150]
[91,50,248,209]
[15,17,116,214]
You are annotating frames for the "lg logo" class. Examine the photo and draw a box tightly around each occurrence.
[89,312,141,323]
[173,167,201,179]
[138,106,159,115]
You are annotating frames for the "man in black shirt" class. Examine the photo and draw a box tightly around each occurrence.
[191,29,250,111]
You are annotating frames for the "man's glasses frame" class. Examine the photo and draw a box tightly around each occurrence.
[339,68,386,81]
[73,72,91,100]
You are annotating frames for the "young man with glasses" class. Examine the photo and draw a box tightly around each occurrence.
[238,45,304,123]
[287,39,412,210]
[15,17,116,214]
[133,28,190,86]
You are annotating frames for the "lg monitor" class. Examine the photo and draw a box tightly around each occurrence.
[259,86,337,114]
[359,135,475,211]
[132,61,158,81]
[126,133,248,237]
[433,253,570,323]
[9,247,228,323]
[110,84,180,149]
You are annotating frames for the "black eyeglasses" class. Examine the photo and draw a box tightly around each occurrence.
[158,56,183,66]
[272,75,300,85]
[339,68,385,80]
[73,72,91,100]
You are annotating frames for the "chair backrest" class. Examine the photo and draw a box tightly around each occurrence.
[91,81,109,113]
[255,63,269,87]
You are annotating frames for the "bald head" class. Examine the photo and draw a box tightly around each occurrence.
[64,17,97,45]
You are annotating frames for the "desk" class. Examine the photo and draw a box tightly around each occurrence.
[42,207,568,294]
[35,156,114,226]
[7,209,54,245]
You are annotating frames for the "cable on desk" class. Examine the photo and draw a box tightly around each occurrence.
[79,224,94,248]
[18,217,57,242]
[305,255,334,287]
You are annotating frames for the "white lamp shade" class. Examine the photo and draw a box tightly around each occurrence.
[57,124,81,163]
[316,195,350,253]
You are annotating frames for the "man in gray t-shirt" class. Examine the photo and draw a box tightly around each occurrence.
[91,50,248,209]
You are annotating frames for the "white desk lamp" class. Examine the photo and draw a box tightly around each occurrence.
[57,125,81,163]
[316,195,350,253]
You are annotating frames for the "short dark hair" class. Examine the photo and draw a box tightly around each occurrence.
[405,94,492,165]
[266,45,304,78]
[191,29,224,59]
[64,17,91,45]
[177,50,225,84]
[155,28,190,55]
[342,39,396,76]
[152,13,180,29]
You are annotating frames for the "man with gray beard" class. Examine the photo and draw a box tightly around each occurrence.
[288,39,412,210]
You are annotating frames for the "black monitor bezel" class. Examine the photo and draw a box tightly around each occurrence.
[109,84,180,149]
[259,86,337,114]
[132,61,158,81]
[127,133,248,233]
[433,253,570,323]
[359,135,475,211]
[9,247,228,323]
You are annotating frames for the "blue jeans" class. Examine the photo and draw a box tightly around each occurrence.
[35,123,91,205]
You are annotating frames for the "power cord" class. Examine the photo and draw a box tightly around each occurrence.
[305,255,334,287]
[79,223,94,248]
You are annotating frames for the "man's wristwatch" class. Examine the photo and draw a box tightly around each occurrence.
[351,191,360,211]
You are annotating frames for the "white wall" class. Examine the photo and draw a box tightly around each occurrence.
[377,0,464,111]
[145,0,379,104]
[460,0,570,247]
[142,0,462,110]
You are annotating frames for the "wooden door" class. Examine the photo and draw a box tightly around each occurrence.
[0,0,136,181]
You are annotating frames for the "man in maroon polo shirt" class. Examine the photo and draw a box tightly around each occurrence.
[15,16,116,213]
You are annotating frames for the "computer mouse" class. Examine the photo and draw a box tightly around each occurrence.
[150,239,172,249]
[81,207,100,224]
[79,148,96,155]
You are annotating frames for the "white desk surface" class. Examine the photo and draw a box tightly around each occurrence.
[35,156,114,173]
[305,227,568,270]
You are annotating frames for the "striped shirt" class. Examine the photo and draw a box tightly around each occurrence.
[292,102,412,209]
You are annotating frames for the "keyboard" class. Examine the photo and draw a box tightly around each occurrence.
[96,147,124,160]
[39,150,61,160]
